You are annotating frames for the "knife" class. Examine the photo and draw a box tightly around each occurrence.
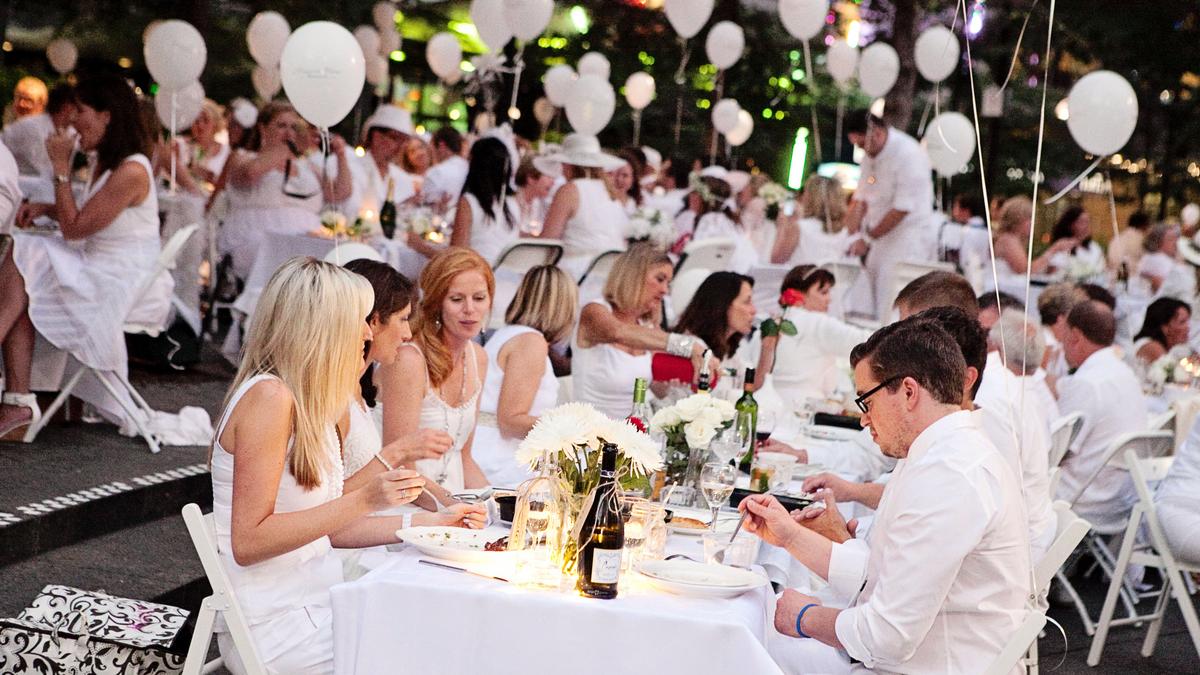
[418,559,509,583]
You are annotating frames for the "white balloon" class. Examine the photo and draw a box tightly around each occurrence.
[470,0,513,53]
[280,22,366,128]
[427,33,464,81]
[779,0,828,42]
[664,0,714,40]
[353,25,381,58]
[144,20,207,90]
[155,81,205,133]
[711,98,740,134]
[857,42,899,98]
[251,65,282,100]
[247,11,290,67]
[373,2,397,32]
[826,39,858,85]
[445,68,464,85]
[1182,203,1200,228]
[504,0,554,43]
[46,39,77,74]
[726,109,754,146]
[366,55,390,87]
[378,28,401,55]
[143,20,164,45]
[1066,70,1139,157]
[923,111,975,176]
[914,25,959,83]
[578,52,610,81]
[705,21,744,70]
[624,72,655,110]
[544,64,577,107]
[565,74,615,135]
[533,96,556,126]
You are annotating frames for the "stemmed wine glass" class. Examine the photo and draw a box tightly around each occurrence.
[709,424,746,466]
[756,410,777,449]
[700,462,737,533]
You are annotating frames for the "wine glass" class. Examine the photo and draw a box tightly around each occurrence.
[700,462,737,533]
[709,425,745,466]
[756,410,777,449]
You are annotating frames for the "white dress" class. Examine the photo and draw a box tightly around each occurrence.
[783,217,853,266]
[13,154,169,372]
[572,299,652,420]
[217,155,324,279]
[211,374,343,675]
[691,212,759,274]
[399,343,481,493]
[342,397,383,478]
[770,307,872,408]
[559,178,628,279]
[462,192,519,265]
[474,325,558,487]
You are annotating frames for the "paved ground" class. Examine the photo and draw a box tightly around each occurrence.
[0,346,1196,673]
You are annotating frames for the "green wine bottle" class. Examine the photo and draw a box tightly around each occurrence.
[577,442,625,599]
[379,176,397,239]
[736,367,758,472]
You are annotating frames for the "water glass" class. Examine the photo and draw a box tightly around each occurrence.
[710,425,745,466]
[723,531,759,568]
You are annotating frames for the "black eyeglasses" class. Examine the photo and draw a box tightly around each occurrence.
[854,375,904,414]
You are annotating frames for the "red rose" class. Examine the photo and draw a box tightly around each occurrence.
[780,289,806,307]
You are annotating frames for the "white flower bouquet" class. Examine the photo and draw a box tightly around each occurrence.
[1147,355,1193,388]
[625,207,676,249]
[1064,256,1105,283]
[758,182,791,219]
[319,210,366,239]
[650,393,736,482]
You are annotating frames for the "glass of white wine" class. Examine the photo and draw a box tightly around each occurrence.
[700,462,737,533]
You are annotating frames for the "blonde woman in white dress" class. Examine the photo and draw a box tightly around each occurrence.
[771,175,852,266]
[378,247,494,493]
[538,133,628,279]
[2,74,170,440]
[209,257,427,674]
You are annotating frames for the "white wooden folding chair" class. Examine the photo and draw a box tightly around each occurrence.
[816,259,863,321]
[1025,501,1092,675]
[24,223,201,453]
[576,249,623,303]
[748,265,790,316]
[675,237,735,277]
[181,503,267,675]
[1056,430,1175,636]
[1048,412,1085,495]
[1087,451,1200,666]
[494,239,563,274]
[880,260,956,317]
[984,611,1047,675]
[1149,408,1176,436]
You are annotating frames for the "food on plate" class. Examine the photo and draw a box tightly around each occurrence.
[484,536,509,552]
[668,516,708,531]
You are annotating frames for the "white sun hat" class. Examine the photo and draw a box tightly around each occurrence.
[533,133,625,177]
[725,170,751,194]
[364,104,414,136]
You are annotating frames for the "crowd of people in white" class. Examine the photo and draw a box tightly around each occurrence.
[1,73,1199,673]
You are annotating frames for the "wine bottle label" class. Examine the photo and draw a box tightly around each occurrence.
[590,548,622,584]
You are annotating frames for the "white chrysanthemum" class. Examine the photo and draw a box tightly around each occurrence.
[595,418,664,473]
[515,402,607,466]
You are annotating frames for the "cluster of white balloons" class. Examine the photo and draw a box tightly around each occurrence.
[352,2,404,89]
[146,20,208,132]
[466,0,555,54]
[712,99,754,147]
[534,53,620,136]
[46,39,78,75]
[246,11,289,99]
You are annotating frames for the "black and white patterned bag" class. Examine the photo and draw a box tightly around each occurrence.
[0,584,188,674]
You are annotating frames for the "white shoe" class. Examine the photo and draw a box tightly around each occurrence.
[1,392,42,442]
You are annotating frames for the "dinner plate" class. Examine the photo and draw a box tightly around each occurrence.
[637,559,768,598]
[789,463,827,480]
[666,509,739,536]
[803,425,858,442]
[396,526,515,564]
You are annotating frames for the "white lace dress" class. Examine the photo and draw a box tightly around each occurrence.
[210,374,344,675]
[398,343,481,493]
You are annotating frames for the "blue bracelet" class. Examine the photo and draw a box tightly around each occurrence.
[795,603,819,639]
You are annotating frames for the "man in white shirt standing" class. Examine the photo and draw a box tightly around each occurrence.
[349,105,417,228]
[844,111,935,320]
[1055,299,1149,533]
[2,84,77,180]
[421,126,468,209]
[743,319,1031,674]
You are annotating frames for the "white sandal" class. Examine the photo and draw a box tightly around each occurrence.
[0,392,41,442]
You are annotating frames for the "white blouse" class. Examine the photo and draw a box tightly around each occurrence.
[572,299,652,420]
[770,307,872,407]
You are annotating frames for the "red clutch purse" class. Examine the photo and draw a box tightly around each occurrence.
[651,353,720,389]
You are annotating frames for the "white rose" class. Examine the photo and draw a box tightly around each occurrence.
[674,394,709,421]
[684,419,717,448]
[650,407,681,431]
[694,406,724,431]
[711,397,737,422]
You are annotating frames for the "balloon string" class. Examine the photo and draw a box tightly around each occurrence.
[321,127,341,265]
[509,45,525,117]
[1042,156,1103,205]
[169,92,178,195]
[633,109,642,147]
[916,97,934,137]
[834,94,845,159]
[999,0,1040,93]
[1105,168,1120,243]
[674,37,689,150]
[802,40,822,163]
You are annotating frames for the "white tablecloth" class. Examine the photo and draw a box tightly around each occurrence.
[331,538,784,675]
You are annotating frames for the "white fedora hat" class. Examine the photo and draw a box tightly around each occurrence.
[364,105,414,136]
[533,133,625,176]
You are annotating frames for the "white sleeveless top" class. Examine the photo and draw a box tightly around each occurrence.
[210,374,344,628]
[475,325,558,487]
[572,299,652,420]
[400,343,481,493]
[342,397,383,478]
[560,178,628,278]
[463,192,518,265]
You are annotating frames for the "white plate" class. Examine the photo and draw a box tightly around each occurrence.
[666,511,739,537]
[637,559,768,598]
[803,425,858,441]
[789,463,827,480]
[396,526,514,564]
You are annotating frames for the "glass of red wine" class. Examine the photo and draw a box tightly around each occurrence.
[755,410,777,448]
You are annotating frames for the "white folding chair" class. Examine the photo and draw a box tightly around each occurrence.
[1149,408,1176,436]
[1056,430,1175,636]
[983,611,1047,675]
[880,260,956,317]
[816,259,863,321]
[181,503,266,675]
[494,239,563,274]
[748,265,790,316]
[1048,412,1085,495]
[322,242,383,265]
[576,249,623,303]
[24,223,201,453]
[675,237,735,277]
[1025,501,1092,675]
[1087,451,1200,666]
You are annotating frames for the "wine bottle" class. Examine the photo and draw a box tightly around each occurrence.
[626,377,652,433]
[736,367,758,472]
[696,349,712,392]
[379,176,398,239]
[577,443,625,599]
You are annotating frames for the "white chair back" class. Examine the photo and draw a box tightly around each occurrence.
[983,611,1047,675]
[671,268,712,316]
[494,239,563,274]
[577,249,623,285]
[748,265,790,315]
[322,242,383,266]
[125,223,200,335]
[1149,409,1176,435]
[1036,501,1092,594]
[1048,411,1085,469]
[676,237,735,277]
[881,260,956,316]
[1068,431,1174,511]
[181,503,267,675]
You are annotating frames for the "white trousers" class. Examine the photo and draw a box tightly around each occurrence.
[1158,499,1200,566]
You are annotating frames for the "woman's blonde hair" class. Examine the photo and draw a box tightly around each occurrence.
[800,175,846,234]
[412,247,496,387]
[217,257,373,489]
[198,99,226,133]
[604,243,672,319]
[505,265,579,344]
[997,195,1033,235]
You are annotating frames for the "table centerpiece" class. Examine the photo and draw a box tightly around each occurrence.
[649,393,736,505]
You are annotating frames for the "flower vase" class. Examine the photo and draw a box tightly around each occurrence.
[554,491,586,575]
[662,438,708,507]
